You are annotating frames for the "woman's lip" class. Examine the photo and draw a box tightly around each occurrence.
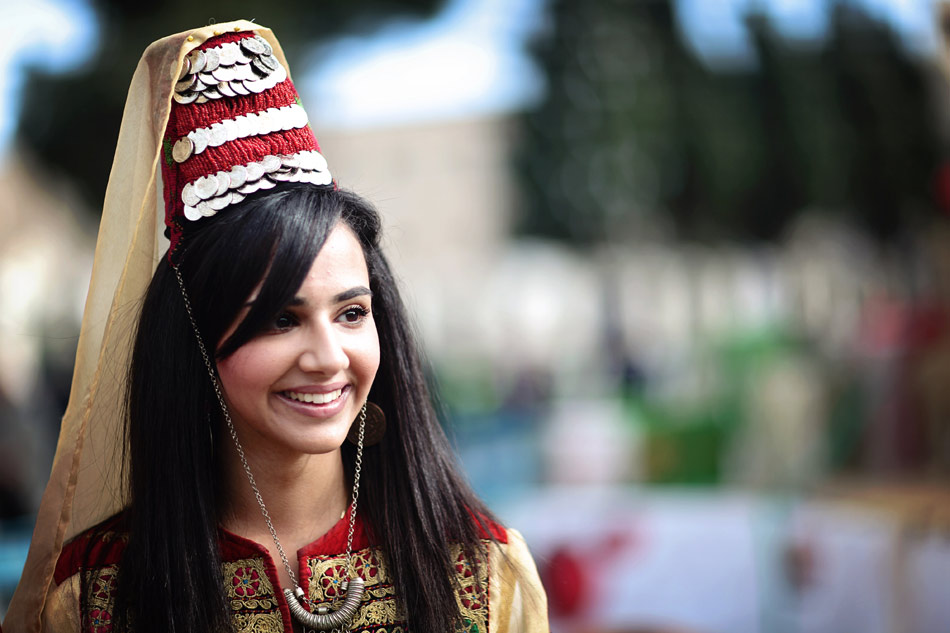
[281,382,348,394]
[275,385,350,418]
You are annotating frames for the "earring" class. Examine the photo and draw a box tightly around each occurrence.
[348,401,386,446]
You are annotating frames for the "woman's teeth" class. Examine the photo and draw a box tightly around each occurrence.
[284,388,343,404]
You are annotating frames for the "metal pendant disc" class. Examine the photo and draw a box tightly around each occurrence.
[172,137,194,163]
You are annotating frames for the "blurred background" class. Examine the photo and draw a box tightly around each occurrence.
[2,0,950,630]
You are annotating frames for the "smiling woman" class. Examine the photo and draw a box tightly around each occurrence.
[3,20,546,633]
[216,223,380,463]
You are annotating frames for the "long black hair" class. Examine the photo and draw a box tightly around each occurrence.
[108,184,496,632]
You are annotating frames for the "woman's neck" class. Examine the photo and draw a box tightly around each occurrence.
[219,440,349,587]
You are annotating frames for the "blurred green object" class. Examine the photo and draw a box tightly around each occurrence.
[625,326,833,487]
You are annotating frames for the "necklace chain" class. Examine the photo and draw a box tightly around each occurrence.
[175,267,362,600]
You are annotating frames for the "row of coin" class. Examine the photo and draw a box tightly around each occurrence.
[181,151,331,221]
[173,35,286,105]
[171,104,310,163]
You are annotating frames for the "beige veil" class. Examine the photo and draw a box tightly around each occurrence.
[3,21,290,631]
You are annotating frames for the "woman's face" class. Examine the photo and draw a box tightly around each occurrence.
[216,222,380,458]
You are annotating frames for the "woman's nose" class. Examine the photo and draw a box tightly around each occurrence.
[298,324,348,374]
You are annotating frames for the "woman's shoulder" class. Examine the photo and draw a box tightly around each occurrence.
[53,512,129,585]
[484,526,550,633]
[471,510,509,543]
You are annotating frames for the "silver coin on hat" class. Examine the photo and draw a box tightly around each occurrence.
[182,183,201,207]
[239,63,259,82]
[191,78,207,92]
[259,111,276,135]
[208,194,231,211]
[246,161,265,182]
[273,64,287,83]
[190,128,210,155]
[173,91,198,105]
[262,155,282,173]
[259,75,276,93]
[313,170,333,186]
[251,58,271,77]
[214,172,231,196]
[184,205,203,221]
[238,181,260,195]
[290,106,308,128]
[241,36,266,56]
[245,80,266,94]
[175,76,195,93]
[312,152,329,172]
[217,82,236,98]
[257,178,277,190]
[229,191,246,205]
[196,94,209,104]
[218,42,239,66]
[281,154,300,169]
[279,109,296,132]
[229,164,248,188]
[222,118,240,142]
[194,175,219,200]
[188,50,207,74]
[234,114,254,138]
[203,87,223,100]
[209,123,228,147]
[255,35,273,56]
[296,152,313,170]
[172,137,194,163]
[259,54,278,71]
[197,72,217,86]
[197,200,216,217]
[229,80,250,96]
[212,65,236,83]
[234,46,252,64]
[177,57,192,81]
[203,48,220,72]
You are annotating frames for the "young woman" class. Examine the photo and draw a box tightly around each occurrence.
[4,20,546,633]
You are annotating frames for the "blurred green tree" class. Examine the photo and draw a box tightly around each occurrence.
[515,0,942,243]
[15,0,443,215]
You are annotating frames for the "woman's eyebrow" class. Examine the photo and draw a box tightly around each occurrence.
[280,286,373,307]
[333,286,372,303]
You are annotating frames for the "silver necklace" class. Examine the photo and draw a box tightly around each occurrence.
[176,267,366,631]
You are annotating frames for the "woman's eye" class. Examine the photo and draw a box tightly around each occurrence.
[340,306,369,324]
[272,313,296,330]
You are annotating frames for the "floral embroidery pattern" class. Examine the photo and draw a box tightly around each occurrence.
[223,558,277,615]
[306,544,490,632]
[451,545,489,631]
[82,565,118,633]
[307,545,405,630]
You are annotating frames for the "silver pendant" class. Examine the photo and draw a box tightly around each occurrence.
[284,576,365,630]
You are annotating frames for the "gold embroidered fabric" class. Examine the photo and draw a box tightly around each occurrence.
[223,558,279,617]
[82,566,118,633]
[37,532,550,632]
[304,543,490,632]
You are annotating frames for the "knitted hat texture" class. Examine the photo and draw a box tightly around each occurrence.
[161,30,331,261]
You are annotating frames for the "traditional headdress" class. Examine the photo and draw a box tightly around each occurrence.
[3,21,325,630]
[160,29,332,261]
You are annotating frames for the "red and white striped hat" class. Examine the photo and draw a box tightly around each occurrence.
[161,30,331,261]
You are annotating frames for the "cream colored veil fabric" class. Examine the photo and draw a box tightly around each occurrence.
[3,21,289,632]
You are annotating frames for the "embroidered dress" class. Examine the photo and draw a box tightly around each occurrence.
[42,512,546,632]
